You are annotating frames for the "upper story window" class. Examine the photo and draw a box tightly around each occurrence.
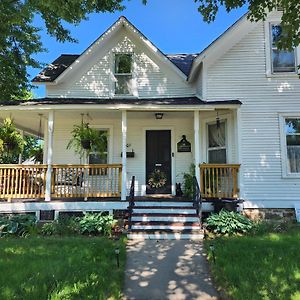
[271,24,296,73]
[285,118,300,174]
[207,121,227,164]
[114,53,133,95]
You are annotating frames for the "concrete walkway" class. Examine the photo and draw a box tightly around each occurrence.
[123,240,219,300]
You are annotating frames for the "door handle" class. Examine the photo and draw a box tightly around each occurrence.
[155,163,162,167]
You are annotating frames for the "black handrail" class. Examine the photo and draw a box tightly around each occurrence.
[193,176,202,223]
[128,176,135,230]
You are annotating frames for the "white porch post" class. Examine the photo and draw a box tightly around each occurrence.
[194,110,201,184]
[121,110,127,200]
[45,111,54,201]
[236,107,244,199]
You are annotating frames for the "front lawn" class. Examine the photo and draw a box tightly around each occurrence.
[206,227,300,300]
[0,236,126,300]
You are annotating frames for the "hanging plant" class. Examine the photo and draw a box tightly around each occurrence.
[67,122,107,158]
[148,169,167,189]
[0,118,25,163]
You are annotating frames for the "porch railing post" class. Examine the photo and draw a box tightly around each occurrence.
[121,110,127,200]
[45,111,54,201]
[194,110,201,184]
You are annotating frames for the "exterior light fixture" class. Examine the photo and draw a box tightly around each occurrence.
[216,112,220,129]
[155,113,164,120]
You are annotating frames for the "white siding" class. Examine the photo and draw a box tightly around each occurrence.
[47,28,194,99]
[205,20,300,208]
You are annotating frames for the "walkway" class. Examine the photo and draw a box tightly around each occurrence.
[123,240,219,300]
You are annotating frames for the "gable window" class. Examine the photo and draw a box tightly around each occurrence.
[284,118,300,174]
[207,122,227,164]
[271,24,296,73]
[88,129,108,174]
[114,53,132,95]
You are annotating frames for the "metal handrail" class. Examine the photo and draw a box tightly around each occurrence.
[127,176,135,230]
[193,176,202,223]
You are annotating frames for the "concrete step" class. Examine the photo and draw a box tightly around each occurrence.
[131,214,199,222]
[133,201,194,207]
[128,230,204,240]
[132,207,195,214]
[132,224,201,230]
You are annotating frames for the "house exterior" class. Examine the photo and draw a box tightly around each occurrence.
[0,10,299,220]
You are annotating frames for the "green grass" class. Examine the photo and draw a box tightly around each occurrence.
[0,236,126,300]
[205,227,300,300]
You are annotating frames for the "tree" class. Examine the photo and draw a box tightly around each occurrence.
[0,0,124,100]
[194,0,300,50]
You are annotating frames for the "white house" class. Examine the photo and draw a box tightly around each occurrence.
[0,11,299,223]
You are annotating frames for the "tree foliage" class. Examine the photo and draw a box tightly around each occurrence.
[194,0,300,50]
[0,0,124,100]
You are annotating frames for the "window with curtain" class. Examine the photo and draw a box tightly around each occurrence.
[285,118,300,173]
[114,53,133,95]
[88,129,108,175]
[271,24,296,73]
[207,122,227,164]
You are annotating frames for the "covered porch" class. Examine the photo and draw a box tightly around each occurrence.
[0,98,242,203]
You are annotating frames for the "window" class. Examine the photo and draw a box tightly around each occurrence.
[88,129,108,174]
[114,54,132,95]
[207,122,227,164]
[271,24,296,73]
[285,118,300,173]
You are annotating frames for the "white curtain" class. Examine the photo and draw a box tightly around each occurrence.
[287,146,300,173]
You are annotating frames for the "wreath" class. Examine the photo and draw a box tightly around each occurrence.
[148,169,167,189]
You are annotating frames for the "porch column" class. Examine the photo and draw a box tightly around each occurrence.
[235,107,244,199]
[45,111,54,201]
[194,110,201,184]
[121,110,127,200]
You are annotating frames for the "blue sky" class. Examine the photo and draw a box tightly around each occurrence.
[31,0,247,97]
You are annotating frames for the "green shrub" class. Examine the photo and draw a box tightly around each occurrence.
[250,220,296,235]
[207,209,253,235]
[0,214,36,237]
[41,216,80,236]
[182,163,195,198]
[77,212,116,236]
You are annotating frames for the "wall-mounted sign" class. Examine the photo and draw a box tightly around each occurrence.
[177,135,191,152]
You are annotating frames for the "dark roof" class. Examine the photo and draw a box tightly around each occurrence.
[32,53,197,83]
[0,97,242,107]
[166,54,198,76]
[32,54,80,83]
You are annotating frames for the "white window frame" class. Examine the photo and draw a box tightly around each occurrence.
[265,21,299,77]
[206,120,228,164]
[113,53,133,96]
[279,114,300,178]
[88,125,113,166]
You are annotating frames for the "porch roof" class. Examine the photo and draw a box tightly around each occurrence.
[0,97,242,107]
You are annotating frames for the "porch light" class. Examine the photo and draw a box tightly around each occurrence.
[216,112,220,129]
[155,113,164,120]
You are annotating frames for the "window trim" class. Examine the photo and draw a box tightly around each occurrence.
[265,21,299,77]
[88,125,113,165]
[279,114,300,178]
[206,120,228,164]
[113,53,133,96]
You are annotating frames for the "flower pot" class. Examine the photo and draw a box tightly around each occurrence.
[81,139,91,150]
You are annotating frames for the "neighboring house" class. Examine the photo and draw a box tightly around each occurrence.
[0,10,299,221]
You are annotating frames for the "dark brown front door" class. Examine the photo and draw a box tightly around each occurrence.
[146,130,172,194]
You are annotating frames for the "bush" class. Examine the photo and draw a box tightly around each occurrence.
[206,209,253,235]
[0,214,36,237]
[182,163,195,198]
[250,220,297,236]
[77,212,116,236]
[41,216,80,236]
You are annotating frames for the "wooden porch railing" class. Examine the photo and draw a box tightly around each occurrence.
[200,164,240,199]
[0,164,47,200]
[0,164,122,200]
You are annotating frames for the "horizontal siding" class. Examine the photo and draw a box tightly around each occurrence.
[47,30,194,99]
[206,20,300,207]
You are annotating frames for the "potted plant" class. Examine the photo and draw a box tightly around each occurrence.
[67,122,107,158]
[0,118,25,163]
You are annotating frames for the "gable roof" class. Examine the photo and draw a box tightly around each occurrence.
[32,16,195,84]
[32,52,197,83]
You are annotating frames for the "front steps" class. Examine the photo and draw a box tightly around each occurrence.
[127,200,203,240]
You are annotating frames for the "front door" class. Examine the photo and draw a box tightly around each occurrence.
[146,130,172,194]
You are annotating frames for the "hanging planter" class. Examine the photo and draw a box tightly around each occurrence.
[67,122,107,158]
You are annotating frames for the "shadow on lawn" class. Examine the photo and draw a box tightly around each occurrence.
[210,232,300,300]
[123,240,218,300]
